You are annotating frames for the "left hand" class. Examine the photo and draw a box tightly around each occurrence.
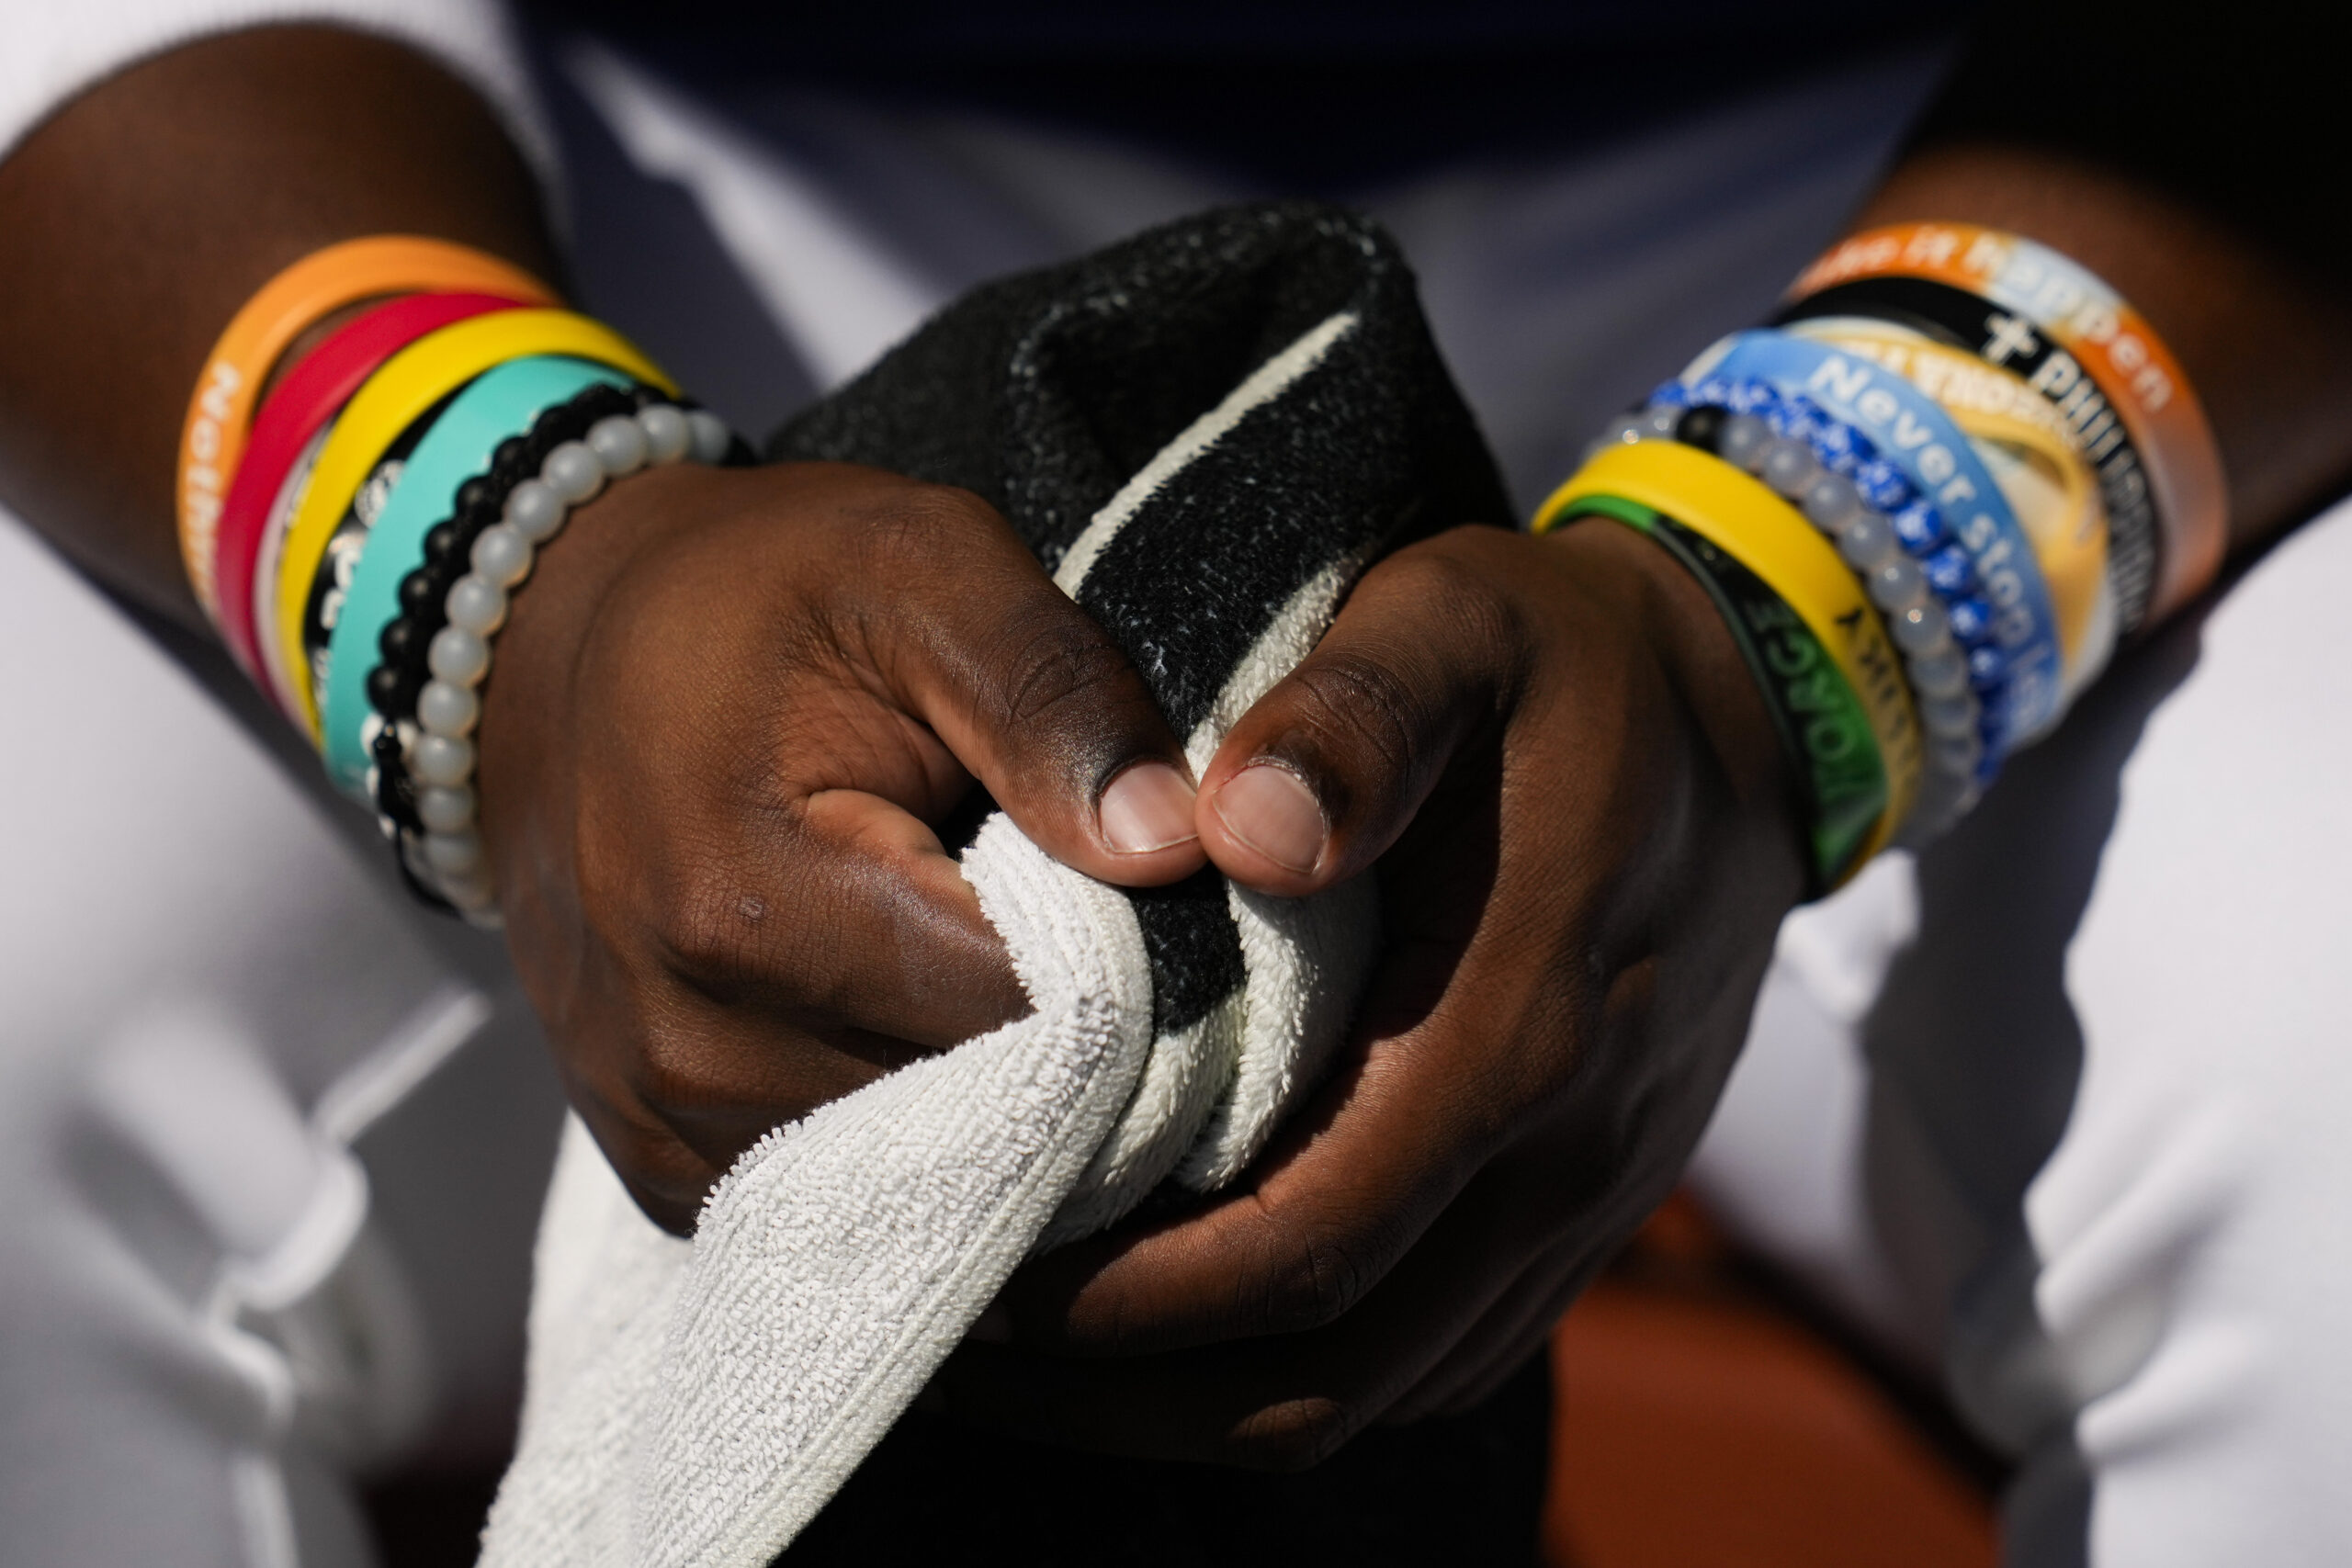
[933,516,1807,1466]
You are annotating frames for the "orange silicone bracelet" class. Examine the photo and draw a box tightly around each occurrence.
[175,237,558,621]
[1789,222,2224,620]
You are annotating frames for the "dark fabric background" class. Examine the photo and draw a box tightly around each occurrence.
[526,0,1970,187]
[784,1354,1554,1566]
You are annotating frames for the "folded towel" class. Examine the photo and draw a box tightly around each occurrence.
[479,201,1510,1568]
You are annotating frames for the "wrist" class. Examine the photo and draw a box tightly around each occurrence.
[476,459,710,823]
[452,428,737,919]
[1543,517,1808,901]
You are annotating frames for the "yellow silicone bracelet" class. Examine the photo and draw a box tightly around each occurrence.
[1535,439,1924,853]
[176,237,557,621]
[1945,405,2114,695]
[269,309,675,737]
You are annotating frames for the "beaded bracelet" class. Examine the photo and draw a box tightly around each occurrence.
[175,238,754,922]
[361,381,739,921]
[1761,318,2122,718]
[1604,384,1989,839]
[1678,330,2065,773]
[269,308,676,736]
[321,356,638,792]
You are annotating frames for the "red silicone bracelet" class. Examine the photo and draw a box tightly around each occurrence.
[212,291,531,678]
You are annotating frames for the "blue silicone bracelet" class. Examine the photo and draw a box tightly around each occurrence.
[321,355,635,794]
[1684,329,2063,751]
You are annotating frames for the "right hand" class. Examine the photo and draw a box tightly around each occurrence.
[938,518,1805,1464]
[475,460,1206,1233]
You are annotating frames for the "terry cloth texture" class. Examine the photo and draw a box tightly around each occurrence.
[479,201,1511,1568]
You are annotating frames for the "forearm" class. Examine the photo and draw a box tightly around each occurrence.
[1857,2,2352,562]
[0,24,558,624]
[1853,146,2352,559]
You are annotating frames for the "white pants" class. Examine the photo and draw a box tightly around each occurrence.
[5,32,2346,1567]
[1697,509,2352,1562]
[0,517,563,1568]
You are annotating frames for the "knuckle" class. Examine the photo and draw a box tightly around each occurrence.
[1261,542,1536,814]
[645,861,774,997]
[582,1108,717,1236]
[1371,540,1526,671]
[628,1025,729,1121]
[985,615,1136,738]
[630,803,820,981]
[627,1183,704,1239]
[856,482,1002,570]
[1227,1397,1363,1472]
[629,833,873,1029]
[1283,649,1431,797]
[1245,1211,1380,1333]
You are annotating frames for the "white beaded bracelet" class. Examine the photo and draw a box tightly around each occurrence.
[375,399,732,924]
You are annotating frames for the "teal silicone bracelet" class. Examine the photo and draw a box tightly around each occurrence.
[321,355,634,793]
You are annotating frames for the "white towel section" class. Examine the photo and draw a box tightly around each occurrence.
[1181,557,1380,1196]
[481,820,1150,1568]
[481,765,1374,1568]
[481,307,1381,1566]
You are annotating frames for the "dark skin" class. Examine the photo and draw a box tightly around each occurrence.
[0,27,558,616]
[6,23,2350,1469]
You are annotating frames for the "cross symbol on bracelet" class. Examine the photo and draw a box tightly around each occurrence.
[1981,310,2041,367]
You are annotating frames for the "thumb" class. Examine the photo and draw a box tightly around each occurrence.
[857,479,1206,887]
[1195,547,1515,897]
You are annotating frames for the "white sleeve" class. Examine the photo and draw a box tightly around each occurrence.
[0,0,555,185]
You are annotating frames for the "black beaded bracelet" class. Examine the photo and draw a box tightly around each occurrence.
[363,380,751,917]
[298,385,469,716]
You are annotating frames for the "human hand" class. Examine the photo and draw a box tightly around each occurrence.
[941,517,1806,1464]
[475,460,1207,1233]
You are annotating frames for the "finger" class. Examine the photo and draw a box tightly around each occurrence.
[991,1015,1468,1357]
[568,1077,726,1236]
[560,554,1032,1055]
[1382,1247,1589,1426]
[1193,532,1523,897]
[831,471,1207,887]
[553,891,965,1233]
[992,869,1580,1363]
[1414,1314,1565,1423]
[938,1148,1544,1468]
[1373,1133,1637,1426]
[612,777,1031,1053]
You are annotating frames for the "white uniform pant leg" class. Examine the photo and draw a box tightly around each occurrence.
[2029,497,2352,1565]
[1692,495,2352,1566]
[0,512,527,1568]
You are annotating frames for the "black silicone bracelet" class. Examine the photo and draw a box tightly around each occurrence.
[1775,275,2161,635]
[1556,493,1886,896]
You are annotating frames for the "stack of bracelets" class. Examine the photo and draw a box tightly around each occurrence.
[175,236,745,926]
[1534,223,2223,895]
[181,227,2221,919]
